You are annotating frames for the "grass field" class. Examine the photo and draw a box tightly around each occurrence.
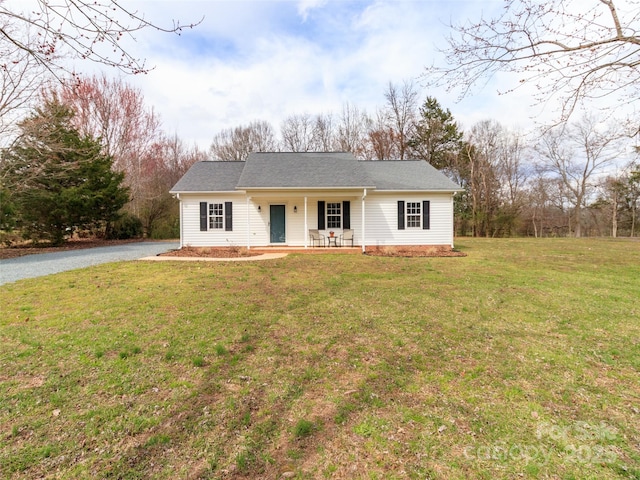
[1,238,639,479]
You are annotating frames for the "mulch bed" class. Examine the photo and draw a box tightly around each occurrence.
[364,246,467,257]
[159,246,262,258]
[160,245,466,258]
[1,240,466,260]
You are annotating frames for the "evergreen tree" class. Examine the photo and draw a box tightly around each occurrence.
[1,99,129,245]
[0,187,17,233]
[409,97,464,171]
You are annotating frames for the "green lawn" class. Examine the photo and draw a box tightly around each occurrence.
[1,238,639,479]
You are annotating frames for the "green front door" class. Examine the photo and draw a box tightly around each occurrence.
[270,205,286,243]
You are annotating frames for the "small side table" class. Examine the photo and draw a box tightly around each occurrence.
[327,236,338,247]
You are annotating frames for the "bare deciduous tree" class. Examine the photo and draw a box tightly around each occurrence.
[336,102,371,159]
[0,20,48,144]
[466,121,501,237]
[311,113,335,152]
[135,133,205,236]
[56,74,163,218]
[367,109,398,160]
[461,120,531,237]
[209,120,277,161]
[383,80,418,159]
[281,113,315,152]
[428,0,640,124]
[496,128,529,218]
[526,171,553,238]
[597,160,640,237]
[0,0,200,75]
[535,115,624,237]
[599,175,624,237]
[59,75,161,160]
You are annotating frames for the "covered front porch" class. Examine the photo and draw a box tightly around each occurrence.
[244,189,368,252]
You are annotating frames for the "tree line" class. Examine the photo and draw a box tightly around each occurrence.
[1,74,638,246]
[1,1,638,244]
[1,0,202,245]
[0,76,206,245]
[208,80,639,239]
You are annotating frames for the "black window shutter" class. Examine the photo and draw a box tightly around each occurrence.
[318,201,325,230]
[397,201,405,230]
[342,201,350,229]
[200,202,208,231]
[423,200,430,230]
[225,202,233,231]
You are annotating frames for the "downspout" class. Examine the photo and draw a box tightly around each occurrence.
[304,196,308,248]
[361,189,367,253]
[246,196,251,250]
[451,192,456,249]
[177,194,183,248]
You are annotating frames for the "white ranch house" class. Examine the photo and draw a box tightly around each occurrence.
[170,152,462,252]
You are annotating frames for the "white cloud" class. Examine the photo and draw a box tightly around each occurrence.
[297,0,329,20]
[46,0,558,149]
[130,1,450,147]
[6,0,636,161]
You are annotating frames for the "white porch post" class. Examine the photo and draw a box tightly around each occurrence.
[304,196,308,248]
[361,189,366,253]
[246,196,251,250]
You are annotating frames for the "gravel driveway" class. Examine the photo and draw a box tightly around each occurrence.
[0,241,178,286]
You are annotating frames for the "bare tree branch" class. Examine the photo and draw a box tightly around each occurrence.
[535,114,625,236]
[209,121,277,161]
[426,0,640,123]
[0,18,50,144]
[0,0,202,75]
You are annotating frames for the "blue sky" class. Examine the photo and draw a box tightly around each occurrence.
[108,0,546,149]
[9,0,551,149]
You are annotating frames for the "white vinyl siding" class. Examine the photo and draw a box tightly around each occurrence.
[178,191,455,248]
[180,194,247,247]
[364,193,453,247]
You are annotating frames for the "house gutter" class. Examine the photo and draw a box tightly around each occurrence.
[237,186,376,192]
[361,189,367,253]
[176,193,183,249]
[246,196,251,250]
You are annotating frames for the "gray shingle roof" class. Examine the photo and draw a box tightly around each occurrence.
[170,161,245,192]
[361,160,462,191]
[170,153,462,193]
[237,152,374,189]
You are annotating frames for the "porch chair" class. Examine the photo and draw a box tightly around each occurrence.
[309,229,326,247]
[339,228,354,247]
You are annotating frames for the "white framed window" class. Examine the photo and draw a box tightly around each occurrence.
[406,202,421,228]
[200,201,232,232]
[327,202,341,229]
[209,203,223,229]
